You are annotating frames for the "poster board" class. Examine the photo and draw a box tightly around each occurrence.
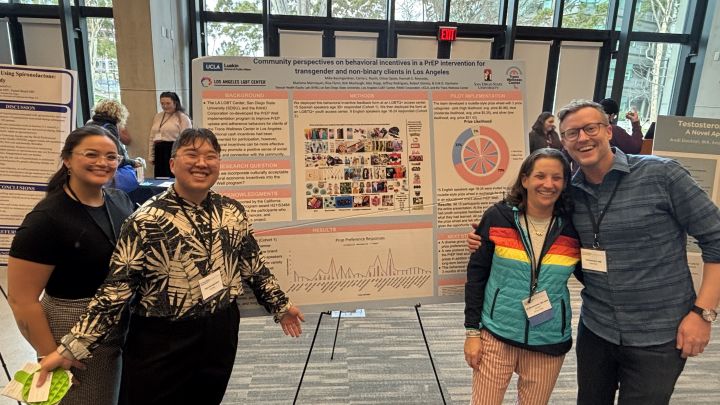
[653,115,720,293]
[0,64,77,265]
[192,57,527,311]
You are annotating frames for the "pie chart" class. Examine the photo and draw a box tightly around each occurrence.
[452,126,509,185]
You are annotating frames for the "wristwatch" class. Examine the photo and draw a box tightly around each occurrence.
[690,305,718,323]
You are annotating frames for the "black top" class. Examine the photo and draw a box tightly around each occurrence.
[10,188,134,299]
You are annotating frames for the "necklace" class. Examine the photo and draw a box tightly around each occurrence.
[159,112,172,129]
[526,215,551,236]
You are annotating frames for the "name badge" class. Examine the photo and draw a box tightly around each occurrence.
[199,271,224,301]
[581,248,608,273]
[522,290,553,327]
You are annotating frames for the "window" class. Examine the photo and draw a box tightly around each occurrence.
[450,0,501,24]
[517,0,554,27]
[204,0,261,13]
[18,0,56,4]
[206,22,263,56]
[87,17,120,102]
[333,0,386,19]
[82,0,112,6]
[633,0,688,34]
[563,0,609,29]
[394,0,443,22]
[619,42,681,127]
[270,0,325,16]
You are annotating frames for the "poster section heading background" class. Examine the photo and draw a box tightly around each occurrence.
[191,56,527,312]
[0,64,76,265]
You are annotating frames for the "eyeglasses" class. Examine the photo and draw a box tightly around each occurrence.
[560,122,608,141]
[176,152,220,164]
[73,150,121,164]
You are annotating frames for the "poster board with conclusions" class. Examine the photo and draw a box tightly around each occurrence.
[0,64,77,265]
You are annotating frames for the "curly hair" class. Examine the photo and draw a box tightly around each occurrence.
[91,99,129,127]
[505,148,573,216]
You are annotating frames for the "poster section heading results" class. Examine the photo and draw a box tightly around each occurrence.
[193,56,527,306]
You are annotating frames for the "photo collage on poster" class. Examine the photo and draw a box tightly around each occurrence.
[303,126,410,211]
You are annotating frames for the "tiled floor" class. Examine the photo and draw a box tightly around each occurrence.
[1,269,718,404]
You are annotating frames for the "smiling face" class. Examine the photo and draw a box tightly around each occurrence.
[170,139,220,204]
[560,106,613,182]
[521,157,565,217]
[63,134,119,189]
[160,97,176,114]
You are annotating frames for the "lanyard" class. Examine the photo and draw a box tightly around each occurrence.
[581,176,623,248]
[66,183,117,247]
[522,214,554,301]
[174,188,213,268]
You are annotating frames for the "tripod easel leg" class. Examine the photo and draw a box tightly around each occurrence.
[414,303,447,405]
[293,311,330,405]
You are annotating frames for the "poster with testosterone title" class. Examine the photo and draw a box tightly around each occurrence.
[192,57,527,311]
[0,65,77,265]
[653,115,720,294]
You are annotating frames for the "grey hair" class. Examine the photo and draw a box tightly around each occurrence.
[556,100,609,126]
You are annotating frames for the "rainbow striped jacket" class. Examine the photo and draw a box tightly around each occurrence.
[465,202,582,356]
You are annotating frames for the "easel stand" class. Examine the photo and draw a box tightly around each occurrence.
[293,306,447,405]
[414,303,447,405]
[293,311,330,405]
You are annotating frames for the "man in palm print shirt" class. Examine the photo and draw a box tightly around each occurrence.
[40,128,304,404]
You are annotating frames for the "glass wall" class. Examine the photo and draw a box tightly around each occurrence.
[608,41,680,131]
[517,0,555,27]
[394,0,443,22]
[562,0,609,29]
[449,0,501,24]
[333,0,386,19]
[87,17,120,102]
[206,22,264,56]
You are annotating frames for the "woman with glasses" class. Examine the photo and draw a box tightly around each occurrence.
[7,125,135,405]
[149,91,192,178]
[464,148,582,405]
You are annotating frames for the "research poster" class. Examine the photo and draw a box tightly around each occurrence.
[192,57,527,310]
[653,115,720,292]
[0,65,77,265]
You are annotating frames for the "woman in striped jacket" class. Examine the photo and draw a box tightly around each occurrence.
[464,148,582,405]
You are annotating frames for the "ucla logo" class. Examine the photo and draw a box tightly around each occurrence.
[203,62,223,71]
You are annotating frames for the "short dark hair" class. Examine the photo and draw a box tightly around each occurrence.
[171,128,221,157]
[505,148,573,216]
[598,98,619,115]
[159,91,185,113]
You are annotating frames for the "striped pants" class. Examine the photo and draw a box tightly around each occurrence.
[471,329,565,405]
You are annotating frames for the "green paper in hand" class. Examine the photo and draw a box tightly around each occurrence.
[18,369,72,405]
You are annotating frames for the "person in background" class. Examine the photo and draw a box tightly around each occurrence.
[528,112,562,152]
[149,91,192,178]
[597,98,643,154]
[88,99,143,193]
[465,148,581,405]
[8,125,135,405]
[39,128,304,405]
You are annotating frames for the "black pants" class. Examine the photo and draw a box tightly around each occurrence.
[153,141,174,178]
[576,319,686,405]
[119,305,240,405]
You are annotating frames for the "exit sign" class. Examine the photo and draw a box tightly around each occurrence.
[437,26,457,42]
